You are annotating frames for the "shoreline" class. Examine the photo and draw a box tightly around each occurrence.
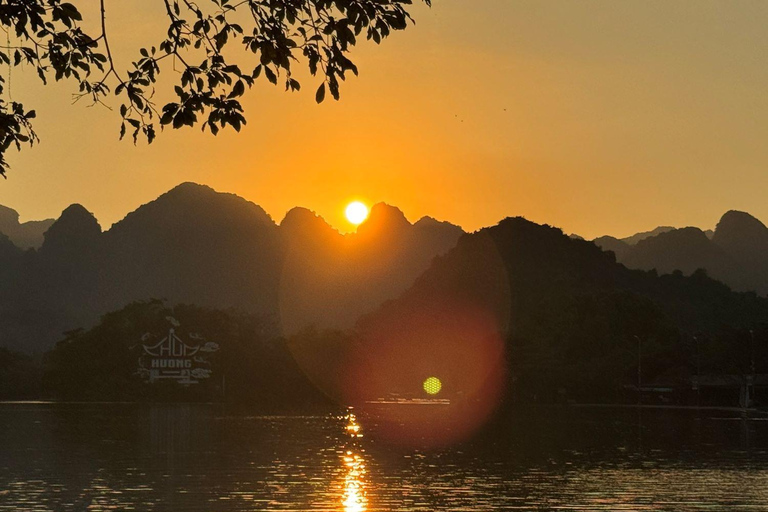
[564,402,768,415]
[4,400,768,417]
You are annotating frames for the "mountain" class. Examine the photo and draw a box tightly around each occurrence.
[36,204,102,305]
[621,227,738,280]
[711,210,768,292]
[340,217,768,418]
[621,226,675,245]
[279,203,464,333]
[593,211,768,295]
[0,183,464,352]
[592,235,630,260]
[0,233,23,290]
[0,205,55,249]
[100,182,282,315]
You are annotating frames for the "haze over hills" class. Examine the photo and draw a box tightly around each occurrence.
[621,226,676,245]
[0,183,464,352]
[0,205,54,250]
[593,211,768,295]
[280,202,463,332]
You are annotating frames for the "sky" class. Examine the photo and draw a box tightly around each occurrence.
[2,1,768,238]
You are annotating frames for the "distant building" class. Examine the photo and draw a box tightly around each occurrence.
[138,327,219,385]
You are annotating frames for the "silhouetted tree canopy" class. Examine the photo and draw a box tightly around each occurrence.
[0,0,428,175]
[43,299,333,408]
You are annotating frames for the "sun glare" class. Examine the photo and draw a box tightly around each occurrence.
[345,201,369,225]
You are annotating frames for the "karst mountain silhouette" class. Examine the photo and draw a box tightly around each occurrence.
[0,183,463,352]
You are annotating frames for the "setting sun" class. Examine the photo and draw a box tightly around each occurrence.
[345,201,369,225]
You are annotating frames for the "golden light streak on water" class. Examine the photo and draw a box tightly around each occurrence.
[345,412,363,438]
[341,410,367,512]
[342,450,367,512]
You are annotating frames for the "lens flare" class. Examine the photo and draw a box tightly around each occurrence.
[423,376,442,395]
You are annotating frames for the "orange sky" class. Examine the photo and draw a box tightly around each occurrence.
[2,1,768,238]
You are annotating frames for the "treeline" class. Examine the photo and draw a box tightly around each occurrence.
[2,295,767,407]
[285,285,768,408]
[0,300,332,410]
[0,348,43,399]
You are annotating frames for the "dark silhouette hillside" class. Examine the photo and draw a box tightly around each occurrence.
[594,211,768,295]
[592,236,631,260]
[0,234,23,309]
[100,182,282,315]
[279,202,464,332]
[339,217,768,410]
[712,210,768,292]
[621,226,675,245]
[622,227,740,281]
[0,183,463,352]
[271,217,768,446]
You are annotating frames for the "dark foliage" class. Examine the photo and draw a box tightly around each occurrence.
[42,299,331,409]
[0,0,428,175]
[0,347,42,399]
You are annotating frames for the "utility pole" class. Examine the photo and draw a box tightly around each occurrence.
[694,335,700,407]
[634,335,642,406]
[750,329,756,408]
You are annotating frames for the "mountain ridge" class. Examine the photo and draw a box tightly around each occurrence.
[594,210,768,295]
[0,205,55,250]
[0,183,464,352]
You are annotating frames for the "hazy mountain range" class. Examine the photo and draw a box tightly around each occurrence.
[593,211,768,295]
[3,183,768,356]
[0,183,463,352]
[339,215,768,410]
[0,205,54,250]
[4,184,768,415]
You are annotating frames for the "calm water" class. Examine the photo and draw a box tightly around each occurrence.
[2,403,768,511]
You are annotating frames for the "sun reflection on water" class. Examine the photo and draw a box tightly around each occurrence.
[345,412,363,438]
[341,411,367,512]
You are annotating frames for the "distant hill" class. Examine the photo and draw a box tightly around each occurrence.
[280,202,463,332]
[342,217,768,413]
[0,183,463,352]
[622,227,739,280]
[593,211,768,295]
[621,226,675,245]
[712,210,768,292]
[0,205,54,249]
[592,235,631,261]
[100,182,282,316]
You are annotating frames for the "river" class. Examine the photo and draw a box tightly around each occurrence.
[2,403,768,511]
